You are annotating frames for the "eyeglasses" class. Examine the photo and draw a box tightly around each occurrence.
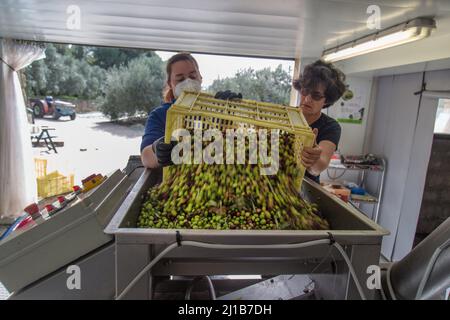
[300,88,326,101]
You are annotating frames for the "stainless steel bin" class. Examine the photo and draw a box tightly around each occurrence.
[105,168,389,300]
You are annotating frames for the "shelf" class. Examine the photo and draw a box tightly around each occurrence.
[350,193,378,204]
[328,164,384,172]
[327,155,386,225]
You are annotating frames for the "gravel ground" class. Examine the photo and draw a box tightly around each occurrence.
[33,112,145,186]
[0,113,146,299]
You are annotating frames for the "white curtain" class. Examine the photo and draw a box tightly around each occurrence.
[0,39,45,219]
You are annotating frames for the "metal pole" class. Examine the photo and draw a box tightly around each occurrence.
[374,158,386,225]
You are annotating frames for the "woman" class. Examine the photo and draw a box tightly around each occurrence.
[294,60,347,183]
[141,52,241,168]
[141,52,203,168]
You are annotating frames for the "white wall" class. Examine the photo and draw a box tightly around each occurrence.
[326,77,373,155]
[365,69,450,261]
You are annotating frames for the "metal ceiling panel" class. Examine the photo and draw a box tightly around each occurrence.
[0,0,449,60]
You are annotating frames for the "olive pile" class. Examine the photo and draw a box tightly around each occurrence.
[138,132,329,230]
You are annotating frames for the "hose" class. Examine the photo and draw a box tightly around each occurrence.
[115,237,367,300]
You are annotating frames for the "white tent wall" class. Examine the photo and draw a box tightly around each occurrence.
[364,69,450,261]
[0,39,44,219]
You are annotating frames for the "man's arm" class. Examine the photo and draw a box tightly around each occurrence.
[301,140,337,176]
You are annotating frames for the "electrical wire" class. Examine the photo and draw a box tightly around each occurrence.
[116,242,178,300]
[115,237,367,300]
[305,245,338,298]
[380,282,388,300]
[326,168,347,180]
[329,249,339,300]
[303,247,333,294]
[185,276,200,300]
[185,276,216,300]
[0,215,27,241]
[331,241,367,300]
[205,275,217,300]
[309,246,334,275]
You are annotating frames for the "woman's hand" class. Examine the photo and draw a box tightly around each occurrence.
[153,136,177,167]
[215,90,242,100]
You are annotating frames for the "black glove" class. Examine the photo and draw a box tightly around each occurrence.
[214,90,243,100]
[152,136,177,167]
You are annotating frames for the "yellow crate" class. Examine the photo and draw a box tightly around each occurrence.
[37,170,74,199]
[164,91,315,189]
[34,158,48,178]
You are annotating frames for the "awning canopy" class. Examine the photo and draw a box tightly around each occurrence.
[1,0,450,74]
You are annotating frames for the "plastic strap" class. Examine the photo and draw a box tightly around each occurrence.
[0,57,15,71]
[327,232,336,245]
[176,230,182,247]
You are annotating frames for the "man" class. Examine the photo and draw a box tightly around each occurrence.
[293,60,347,183]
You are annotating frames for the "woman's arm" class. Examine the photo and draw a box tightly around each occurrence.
[141,106,166,169]
[141,144,159,168]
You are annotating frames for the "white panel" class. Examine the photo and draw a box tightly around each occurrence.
[366,71,450,261]
[368,73,423,260]
[326,77,373,155]
[350,58,450,78]
[368,77,394,155]
[392,69,450,260]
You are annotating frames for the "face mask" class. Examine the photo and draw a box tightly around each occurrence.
[173,78,202,98]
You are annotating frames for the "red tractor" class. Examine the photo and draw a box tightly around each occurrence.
[30,96,77,120]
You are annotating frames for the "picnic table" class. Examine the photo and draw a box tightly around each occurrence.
[31,126,58,153]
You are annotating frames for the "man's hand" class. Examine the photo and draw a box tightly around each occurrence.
[152,136,177,167]
[215,90,243,100]
[301,128,322,169]
[302,146,322,168]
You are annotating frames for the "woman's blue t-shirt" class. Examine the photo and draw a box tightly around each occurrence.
[140,101,174,152]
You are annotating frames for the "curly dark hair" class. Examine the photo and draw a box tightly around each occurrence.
[293,60,347,108]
